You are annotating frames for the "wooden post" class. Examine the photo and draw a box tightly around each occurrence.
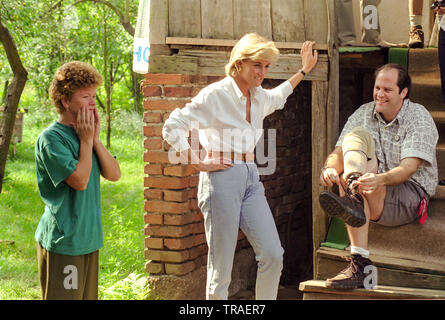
[326,0,339,153]
[311,0,339,279]
[311,80,328,279]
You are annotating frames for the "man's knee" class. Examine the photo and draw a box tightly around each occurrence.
[342,127,376,164]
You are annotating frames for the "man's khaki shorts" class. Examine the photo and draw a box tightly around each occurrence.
[373,180,428,227]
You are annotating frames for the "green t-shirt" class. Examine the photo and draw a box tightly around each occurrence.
[35,122,103,256]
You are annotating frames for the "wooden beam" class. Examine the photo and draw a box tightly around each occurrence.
[148,55,198,74]
[148,52,329,81]
[166,37,329,50]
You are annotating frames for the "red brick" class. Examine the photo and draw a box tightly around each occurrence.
[189,222,205,234]
[145,249,189,263]
[165,261,195,275]
[145,163,163,175]
[188,244,208,260]
[194,233,207,246]
[162,112,171,122]
[189,175,199,187]
[164,87,194,98]
[190,188,198,199]
[144,138,163,150]
[189,198,198,211]
[142,85,162,97]
[164,236,195,250]
[145,224,192,237]
[164,165,198,177]
[145,261,164,274]
[144,213,163,225]
[145,237,163,249]
[143,73,190,85]
[144,176,190,189]
[163,212,197,225]
[143,99,188,111]
[143,112,162,123]
[144,188,163,200]
[145,200,189,214]
[163,189,190,202]
[143,125,163,137]
[194,255,207,268]
[144,151,171,164]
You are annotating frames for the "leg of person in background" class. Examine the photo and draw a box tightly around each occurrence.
[360,0,399,47]
[337,0,359,46]
[409,0,425,48]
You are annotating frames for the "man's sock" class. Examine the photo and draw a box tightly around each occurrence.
[409,15,423,28]
[351,246,370,258]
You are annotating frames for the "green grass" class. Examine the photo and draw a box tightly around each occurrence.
[0,110,147,300]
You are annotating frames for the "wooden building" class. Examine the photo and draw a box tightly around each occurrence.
[142,0,445,299]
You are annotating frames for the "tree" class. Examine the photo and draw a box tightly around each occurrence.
[0,17,27,194]
[73,0,134,36]
[72,0,141,114]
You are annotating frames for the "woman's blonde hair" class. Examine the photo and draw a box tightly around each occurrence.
[49,61,103,114]
[225,33,279,78]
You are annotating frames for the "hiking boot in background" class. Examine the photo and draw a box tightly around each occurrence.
[326,254,374,289]
[409,25,424,48]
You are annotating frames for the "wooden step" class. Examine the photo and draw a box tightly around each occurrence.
[410,80,445,112]
[315,247,445,290]
[430,110,445,124]
[408,48,440,75]
[436,145,445,180]
[299,279,445,300]
[367,198,445,265]
[432,184,445,200]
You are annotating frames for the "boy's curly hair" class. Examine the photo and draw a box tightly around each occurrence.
[49,61,103,114]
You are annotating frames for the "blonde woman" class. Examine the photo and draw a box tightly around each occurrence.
[162,33,318,300]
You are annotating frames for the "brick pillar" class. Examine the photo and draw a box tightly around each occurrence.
[142,73,254,299]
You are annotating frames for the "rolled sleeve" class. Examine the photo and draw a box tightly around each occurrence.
[263,80,294,117]
[162,90,215,152]
[162,108,192,152]
[401,124,438,166]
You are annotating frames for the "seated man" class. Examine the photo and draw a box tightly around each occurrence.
[319,63,438,289]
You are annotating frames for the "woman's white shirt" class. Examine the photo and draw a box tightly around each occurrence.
[162,76,293,154]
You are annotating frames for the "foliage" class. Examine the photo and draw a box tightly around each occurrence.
[0,110,146,300]
[0,0,148,298]
[0,0,139,112]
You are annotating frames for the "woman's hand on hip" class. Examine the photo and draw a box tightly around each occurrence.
[192,158,233,172]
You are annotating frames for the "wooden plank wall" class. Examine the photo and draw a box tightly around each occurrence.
[164,0,328,43]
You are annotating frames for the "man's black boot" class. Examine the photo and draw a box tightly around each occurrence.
[326,254,375,289]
